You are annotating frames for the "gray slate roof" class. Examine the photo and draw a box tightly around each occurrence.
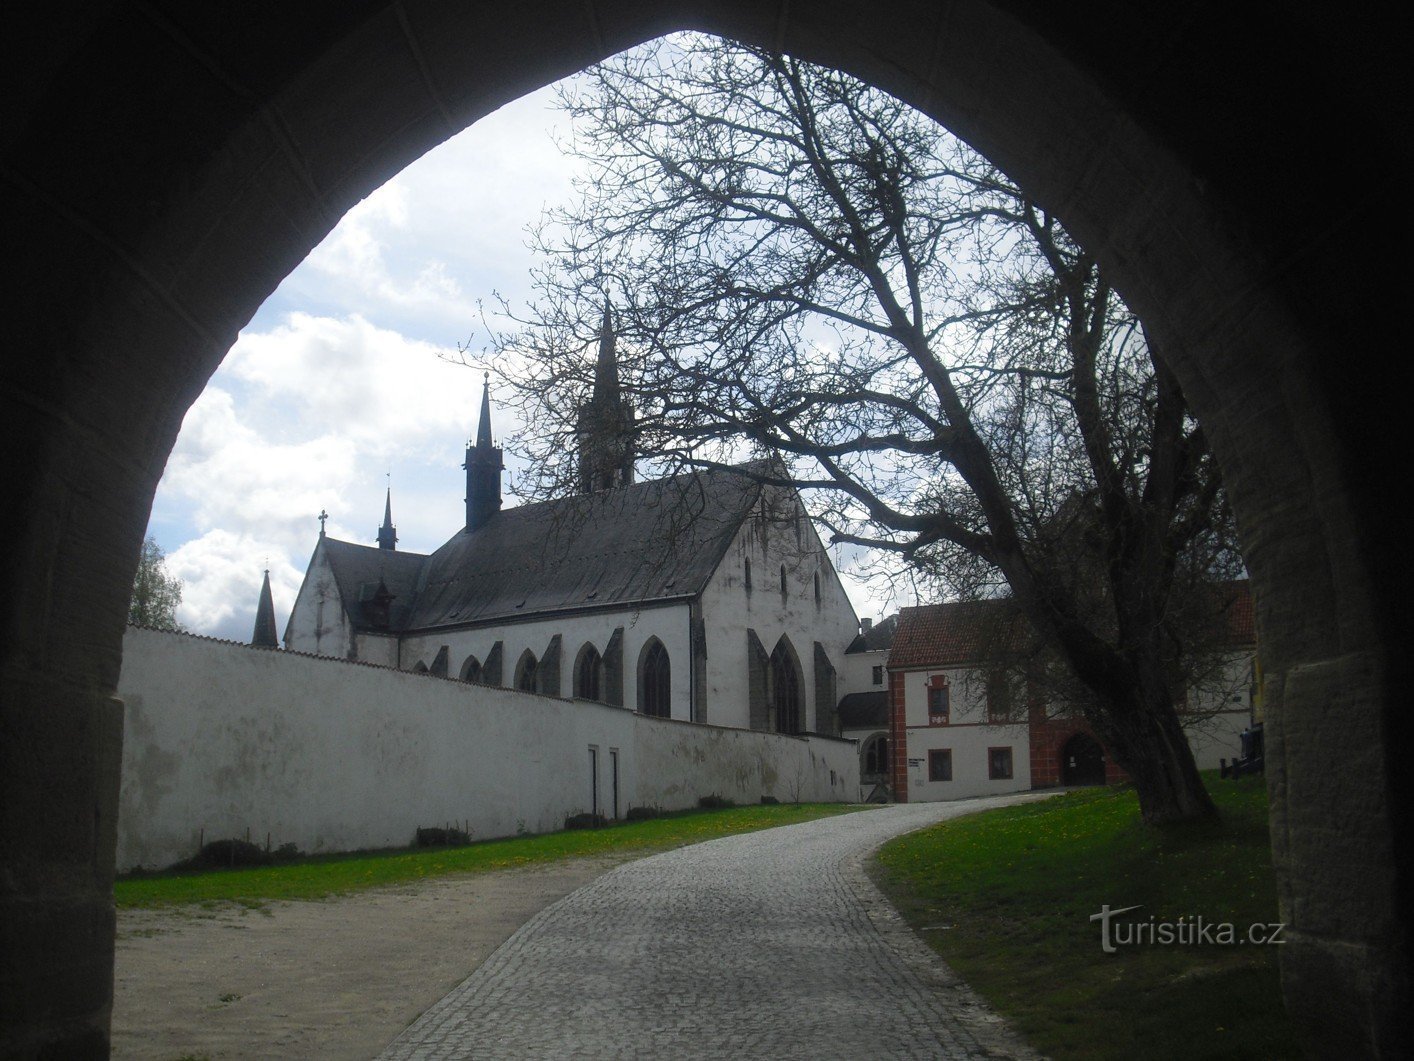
[836,691,889,729]
[319,537,427,632]
[322,465,768,635]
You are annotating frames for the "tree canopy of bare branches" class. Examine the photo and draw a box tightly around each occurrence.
[485,35,1242,823]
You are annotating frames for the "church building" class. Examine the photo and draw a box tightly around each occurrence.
[284,312,865,735]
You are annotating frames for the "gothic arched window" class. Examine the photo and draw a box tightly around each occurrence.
[574,643,604,701]
[515,650,538,693]
[639,638,671,718]
[862,733,889,778]
[459,654,482,683]
[770,639,802,734]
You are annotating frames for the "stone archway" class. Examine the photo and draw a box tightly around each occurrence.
[2,4,1405,1055]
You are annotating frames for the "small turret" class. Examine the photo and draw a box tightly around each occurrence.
[376,486,397,550]
[464,372,504,533]
[252,569,279,649]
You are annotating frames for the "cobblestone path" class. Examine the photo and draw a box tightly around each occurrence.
[380,796,1050,1059]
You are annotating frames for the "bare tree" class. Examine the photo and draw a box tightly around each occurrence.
[486,35,1240,823]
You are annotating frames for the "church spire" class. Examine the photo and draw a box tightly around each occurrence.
[377,483,397,550]
[476,369,494,447]
[251,568,279,649]
[464,372,503,533]
[578,302,635,493]
[594,301,621,403]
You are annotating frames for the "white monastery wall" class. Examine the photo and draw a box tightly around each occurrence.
[115,626,857,871]
[633,716,853,808]
[698,488,859,731]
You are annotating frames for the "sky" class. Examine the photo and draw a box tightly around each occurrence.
[144,72,908,642]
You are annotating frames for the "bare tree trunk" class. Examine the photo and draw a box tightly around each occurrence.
[1092,689,1219,824]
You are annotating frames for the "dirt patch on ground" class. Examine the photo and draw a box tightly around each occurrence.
[111,856,630,1060]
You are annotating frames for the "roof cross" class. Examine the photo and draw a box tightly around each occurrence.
[318,508,328,535]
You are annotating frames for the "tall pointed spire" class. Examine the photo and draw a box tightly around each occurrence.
[464,371,503,533]
[476,371,494,447]
[251,569,279,649]
[578,301,636,493]
[377,483,397,550]
[594,301,621,402]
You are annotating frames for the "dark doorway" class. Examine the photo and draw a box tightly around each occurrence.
[1061,733,1106,786]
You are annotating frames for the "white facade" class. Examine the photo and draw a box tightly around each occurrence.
[1177,652,1257,770]
[892,654,1256,803]
[695,488,860,731]
[897,665,1032,800]
[285,483,863,738]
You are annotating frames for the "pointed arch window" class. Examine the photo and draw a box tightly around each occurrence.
[770,639,802,734]
[862,733,889,779]
[639,638,671,718]
[574,643,604,701]
[515,650,539,693]
[459,654,482,683]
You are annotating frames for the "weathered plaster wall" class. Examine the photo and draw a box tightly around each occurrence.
[115,626,857,871]
[284,541,355,659]
[634,716,855,808]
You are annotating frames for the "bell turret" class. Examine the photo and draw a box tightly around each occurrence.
[464,373,504,532]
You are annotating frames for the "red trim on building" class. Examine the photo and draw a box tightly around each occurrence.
[1027,688,1128,787]
[888,669,909,802]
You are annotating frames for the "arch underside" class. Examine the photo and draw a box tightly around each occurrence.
[1,3,1405,1055]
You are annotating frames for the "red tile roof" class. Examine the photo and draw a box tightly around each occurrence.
[888,599,1026,669]
[889,581,1254,670]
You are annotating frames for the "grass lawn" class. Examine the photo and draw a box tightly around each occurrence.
[873,775,1309,1060]
[114,802,864,908]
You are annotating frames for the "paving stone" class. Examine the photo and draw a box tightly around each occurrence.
[380,797,1052,1059]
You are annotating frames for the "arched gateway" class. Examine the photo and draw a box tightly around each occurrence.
[1060,734,1106,788]
[2,5,1405,1056]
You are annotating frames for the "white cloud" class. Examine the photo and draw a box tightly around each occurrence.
[222,312,476,449]
[161,383,359,541]
[168,529,305,642]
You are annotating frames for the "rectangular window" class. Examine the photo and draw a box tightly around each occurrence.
[927,680,950,725]
[928,748,953,782]
[986,670,1012,722]
[988,746,1014,780]
[871,665,884,686]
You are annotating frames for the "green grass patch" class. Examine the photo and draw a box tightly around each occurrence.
[873,776,1308,1060]
[115,803,863,908]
